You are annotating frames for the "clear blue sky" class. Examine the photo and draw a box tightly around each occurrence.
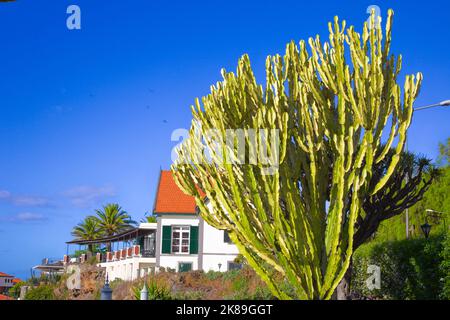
[0,1,449,279]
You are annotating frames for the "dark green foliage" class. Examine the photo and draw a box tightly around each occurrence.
[352,235,447,299]
[440,233,450,299]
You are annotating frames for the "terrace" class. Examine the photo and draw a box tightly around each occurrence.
[65,223,157,280]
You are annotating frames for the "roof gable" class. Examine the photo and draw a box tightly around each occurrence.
[0,272,13,278]
[153,170,197,215]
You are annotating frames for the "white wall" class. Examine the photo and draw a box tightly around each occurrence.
[158,255,198,271]
[0,276,14,288]
[201,220,239,271]
[202,221,239,255]
[99,257,155,281]
[202,254,240,272]
[157,213,239,272]
[158,215,199,271]
[200,201,240,271]
[160,216,199,227]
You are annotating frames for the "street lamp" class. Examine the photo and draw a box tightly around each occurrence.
[420,222,432,239]
[426,209,447,230]
[412,100,450,111]
[420,209,448,238]
[404,100,450,239]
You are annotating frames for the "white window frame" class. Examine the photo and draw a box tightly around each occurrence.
[171,225,190,254]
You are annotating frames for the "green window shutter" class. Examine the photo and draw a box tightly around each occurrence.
[137,236,144,248]
[190,226,199,254]
[162,226,172,254]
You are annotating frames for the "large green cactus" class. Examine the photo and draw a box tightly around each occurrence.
[172,9,422,299]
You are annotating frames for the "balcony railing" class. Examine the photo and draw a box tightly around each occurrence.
[97,245,155,263]
[142,248,155,257]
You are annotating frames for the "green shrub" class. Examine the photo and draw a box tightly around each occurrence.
[173,290,204,300]
[109,278,123,290]
[250,286,275,300]
[352,234,447,299]
[204,270,222,281]
[221,269,241,281]
[132,278,172,300]
[25,285,55,300]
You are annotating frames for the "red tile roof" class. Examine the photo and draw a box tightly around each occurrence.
[0,272,13,278]
[12,278,21,284]
[0,294,13,300]
[153,170,198,214]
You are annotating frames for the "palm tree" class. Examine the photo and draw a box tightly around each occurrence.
[71,216,101,254]
[140,211,157,223]
[93,203,136,251]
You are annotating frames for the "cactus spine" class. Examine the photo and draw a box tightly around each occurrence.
[172,9,422,299]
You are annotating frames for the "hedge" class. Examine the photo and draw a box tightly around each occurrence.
[352,233,449,300]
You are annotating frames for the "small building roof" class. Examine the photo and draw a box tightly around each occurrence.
[0,272,13,278]
[153,170,198,215]
[0,294,13,300]
[66,224,155,245]
[33,260,64,272]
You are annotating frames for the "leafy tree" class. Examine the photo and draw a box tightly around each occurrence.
[373,138,450,242]
[173,10,422,299]
[354,149,439,248]
[71,216,101,253]
[24,284,55,300]
[335,149,438,298]
[8,281,25,299]
[93,203,136,251]
[437,137,450,167]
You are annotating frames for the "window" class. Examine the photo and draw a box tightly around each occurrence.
[143,233,156,257]
[178,262,192,272]
[228,262,243,271]
[224,230,232,244]
[171,226,190,254]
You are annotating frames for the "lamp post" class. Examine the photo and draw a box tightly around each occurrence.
[420,209,448,238]
[404,100,450,239]
[100,273,113,300]
[420,222,432,239]
[140,282,148,301]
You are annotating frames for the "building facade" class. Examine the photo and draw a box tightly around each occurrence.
[0,272,15,294]
[65,170,241,281]
[154,170,240,273]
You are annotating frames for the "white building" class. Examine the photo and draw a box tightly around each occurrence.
[155,170,240,273]
[0,272,18,294]
[65,170,241,281]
